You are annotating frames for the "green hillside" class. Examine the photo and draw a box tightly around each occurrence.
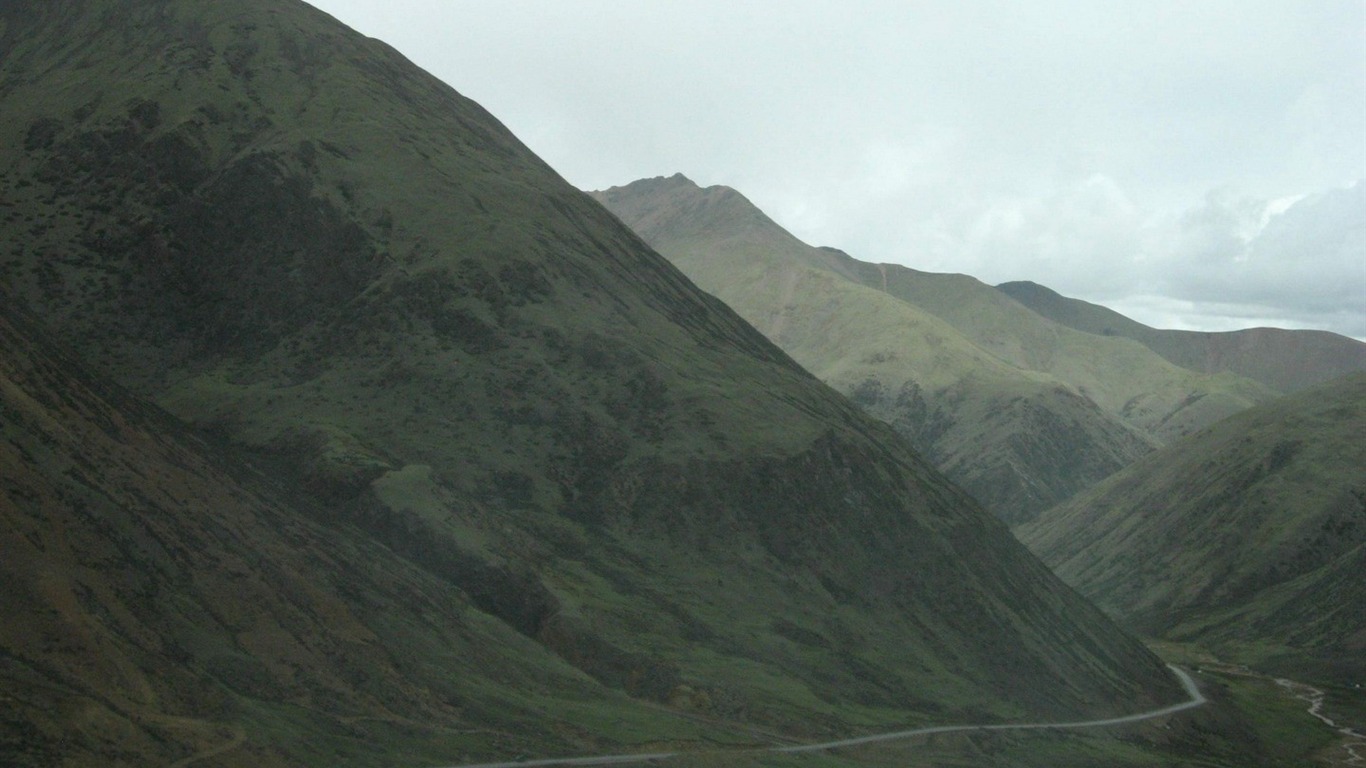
[1018,374,1366,682]
[847,262,1274,444]
[593,175,1272,523]
[998,280,1366,393]
[0,302,718,767]
[0,0,1188,764]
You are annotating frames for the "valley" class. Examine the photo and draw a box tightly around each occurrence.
[0,1,1360,767]
[590,174,1293,525]
[1274,679,1366,766]
[443,664,1206,766]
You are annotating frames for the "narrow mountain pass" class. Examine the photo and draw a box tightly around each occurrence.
[439,665,1206,767]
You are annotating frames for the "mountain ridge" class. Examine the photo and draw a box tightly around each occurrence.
[591,174,1275,523]
[998,280,1366,393]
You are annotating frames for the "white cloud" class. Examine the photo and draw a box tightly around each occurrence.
[304,0,1365,338]
[859,176,1366,339]
[961,180,1366,338]
[1147,183,1365,324]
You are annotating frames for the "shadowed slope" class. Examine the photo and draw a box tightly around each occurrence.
[1018,374,1366,682]
[0,304,695,767]
[1,0,1183,762]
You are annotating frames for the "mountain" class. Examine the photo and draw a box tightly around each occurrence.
[0,302,698,767]
[998,280,1366,393]
[1018,374,1366,682]
[592,174,1273,523]
[0,0,1183,763]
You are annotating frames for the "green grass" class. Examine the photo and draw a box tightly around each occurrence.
[0,3,1277,767]
[589,175,1279,526]
[1020,375,1366,673]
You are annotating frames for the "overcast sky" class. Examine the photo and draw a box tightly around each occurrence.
[306,1,1365,339]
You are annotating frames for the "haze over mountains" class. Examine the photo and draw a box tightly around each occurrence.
[0,1,1208,765]
[591,174,1332,524]
[592,177,1366,691]
[999,280,1366,394]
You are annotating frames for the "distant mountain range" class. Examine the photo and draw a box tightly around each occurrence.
[1019,374,1366,682]
[592,174,1300,523]
[0,0,1186,764]
[592,174,1366,687]
[998,280,1366,393]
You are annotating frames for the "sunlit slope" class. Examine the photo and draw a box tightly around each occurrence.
[0,0,1183,760]
[594,175,1274,522]
[849,263,1275,443]
[1019,374,1366,681]
[598,175,1273,445]
[999,280,1366,394]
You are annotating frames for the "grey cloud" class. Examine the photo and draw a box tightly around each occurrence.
[306,0,1364,337]
[1108,182,1366,338]
[1157,183,1364,313]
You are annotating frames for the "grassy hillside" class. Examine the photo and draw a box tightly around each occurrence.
[0,303,736,767]
[998,280,1366,393]
[0,0,1187,764]
[1018,374,1366,683]
[844,262,1274,444]
[593,175,1272,523]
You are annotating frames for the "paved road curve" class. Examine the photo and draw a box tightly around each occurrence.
[440,664,1206,768]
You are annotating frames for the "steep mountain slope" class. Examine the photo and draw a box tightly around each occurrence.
[0,0,1183,762]
[0,303,708,767]
[593,175,1156,525]
[998,280,1366,393]
[592,175,1272,521]
[1018,374,1366,682]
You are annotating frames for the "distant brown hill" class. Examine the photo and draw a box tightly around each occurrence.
[998,280,1366,393]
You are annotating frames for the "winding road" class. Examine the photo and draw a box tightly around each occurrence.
[439,664,1206,768]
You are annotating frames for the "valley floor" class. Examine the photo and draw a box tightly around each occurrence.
[429,647,1365,768]
[442,665,1202,767]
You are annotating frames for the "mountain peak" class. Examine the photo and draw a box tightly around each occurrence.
[997,280,1060,300]
[591,175,797,252]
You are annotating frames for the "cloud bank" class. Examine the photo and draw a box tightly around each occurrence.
[953,179,1365,338]
[306,0,1365,338]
